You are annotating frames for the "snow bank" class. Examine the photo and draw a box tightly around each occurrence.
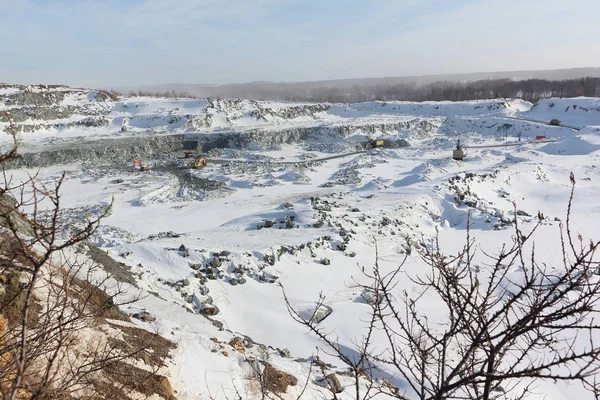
[525,97,600,126]
[538,132,600,155]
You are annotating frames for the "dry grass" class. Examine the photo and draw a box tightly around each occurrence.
[262,362,298,394]
[108,323,176,369]
[98,361,175,400]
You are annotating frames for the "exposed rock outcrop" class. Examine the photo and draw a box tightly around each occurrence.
[0,193,34,236]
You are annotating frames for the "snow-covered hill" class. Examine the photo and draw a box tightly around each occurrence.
[524,97,600,127]
[2,85,600,399]
[343,98,532,116]
[0,85,563,139]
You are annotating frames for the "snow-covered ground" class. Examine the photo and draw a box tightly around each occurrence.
[3,86,600,399]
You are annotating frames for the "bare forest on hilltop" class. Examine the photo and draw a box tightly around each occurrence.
[119,77,600,103]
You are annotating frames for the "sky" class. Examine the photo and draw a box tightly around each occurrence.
[1,0,600,88]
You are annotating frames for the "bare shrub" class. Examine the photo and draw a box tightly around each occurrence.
[0,111,173,399]
[239,348,313,400]
[284,173,600,400]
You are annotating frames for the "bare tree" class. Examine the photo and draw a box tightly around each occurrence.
[284,173,600,400]
[0,112,162,399]
[282,290,384,400]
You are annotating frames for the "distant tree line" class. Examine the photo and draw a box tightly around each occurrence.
[115,77,600,103]
[299,77,600,103]
[117,89,199,99]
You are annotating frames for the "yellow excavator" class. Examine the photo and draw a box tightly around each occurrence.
[189,158,207,169]
[367,139,385,149]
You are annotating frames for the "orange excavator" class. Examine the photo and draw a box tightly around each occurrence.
[133,160,150,172]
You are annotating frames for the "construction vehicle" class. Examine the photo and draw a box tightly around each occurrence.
[367,139,385,149]
[133,160,150,172]
[189,158,207,169]
[549,118,561,126]
[452,140,465,161]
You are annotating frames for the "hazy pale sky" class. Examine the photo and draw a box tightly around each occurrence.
[1,0,600,88]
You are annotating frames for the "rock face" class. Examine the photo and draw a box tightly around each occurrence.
[190,122,415,152]
[382,138,411,149]
[249,103,330,120]
[0,193,34,236]
[6,134,185,169]
[0,85,422,172]
[0,87,118,135]
[4,88,68,107]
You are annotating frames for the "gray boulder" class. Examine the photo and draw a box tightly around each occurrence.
[310,304,333,324]
[132,311,156,322]
[323,374,344,394]
[192,293,213,309]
